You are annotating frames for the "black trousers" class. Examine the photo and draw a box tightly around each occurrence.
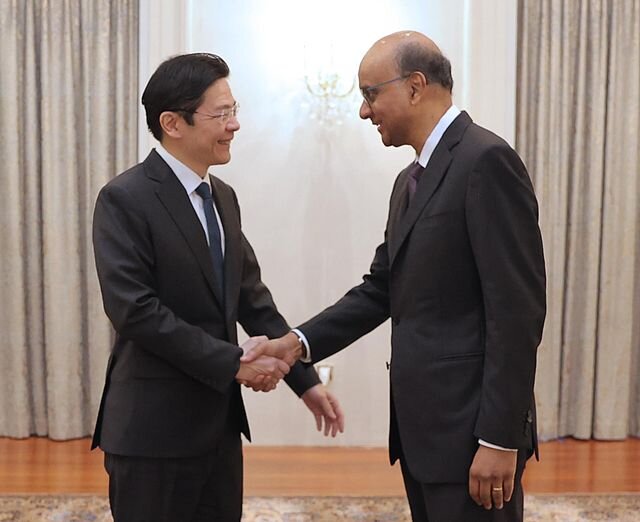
[400,450,527,522]
[104,426,243,522]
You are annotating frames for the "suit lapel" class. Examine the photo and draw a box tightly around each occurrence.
[387,163,412,256]
[388,112,472,267]
[145,151,225,310]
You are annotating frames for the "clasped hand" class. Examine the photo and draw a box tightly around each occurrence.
[236,336,292,392]
[236,332,303,391]
[241,332,302,366]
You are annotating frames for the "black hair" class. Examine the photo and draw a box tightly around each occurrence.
[397,42,453,92]
[141,53,230,141]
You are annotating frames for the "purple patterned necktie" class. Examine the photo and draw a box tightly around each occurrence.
[406,161,424,203]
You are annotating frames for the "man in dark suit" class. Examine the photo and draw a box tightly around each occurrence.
[244,32,546,521]
[92,53,343,522]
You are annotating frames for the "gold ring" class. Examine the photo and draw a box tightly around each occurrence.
[492,487,503,492]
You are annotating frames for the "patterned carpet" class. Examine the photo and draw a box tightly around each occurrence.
[0,494,638,521]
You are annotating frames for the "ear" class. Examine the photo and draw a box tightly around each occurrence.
[408,71,427,104]
[159,111,183,139]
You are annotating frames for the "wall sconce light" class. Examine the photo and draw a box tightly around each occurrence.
[304,71,356,125]
[303,43,357,126]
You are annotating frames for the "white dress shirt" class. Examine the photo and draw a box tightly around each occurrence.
[155,144,225,255]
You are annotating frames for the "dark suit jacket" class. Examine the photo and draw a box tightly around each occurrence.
[91,150,319,458]
[299,112,546,483]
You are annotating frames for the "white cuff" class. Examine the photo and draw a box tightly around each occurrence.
[478,439,518,452]
[291,328,312,363]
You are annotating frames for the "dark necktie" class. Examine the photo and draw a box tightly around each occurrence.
[195,182,225,300]
[406,161,424,203]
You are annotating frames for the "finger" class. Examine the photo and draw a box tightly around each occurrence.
[314,413,322,432]
[254,377,274,392]
[319,396,337,421]
[246,375,265,388]
[243,335,269,351]
[330,418,339,437]
[503,474,515,503]
[240,344,266,363]
[284,353,296,366]
[491,485,504,510]
[261,382,276,392]
[274,366,287,380]
[469,476,481,506]
[328,395,345,433]
[263,375,277,387]
[246,379,263,392]
[277,359,291,376]
[478,479,493,510]
[331,404,343,436]
[261,359,284,381]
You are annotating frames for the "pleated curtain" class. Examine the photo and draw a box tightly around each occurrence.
[0,0,138,438]
[517,0,640,439]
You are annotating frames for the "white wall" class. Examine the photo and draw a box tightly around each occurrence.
[138,0,517,445]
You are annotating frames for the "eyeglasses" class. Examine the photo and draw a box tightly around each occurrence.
[360,75,410,106]
[170,102,240,124]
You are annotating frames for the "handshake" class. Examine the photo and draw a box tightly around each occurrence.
[235,332,303,392]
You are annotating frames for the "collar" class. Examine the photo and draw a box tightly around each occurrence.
[155,143,211,195]
[416,104,461,168]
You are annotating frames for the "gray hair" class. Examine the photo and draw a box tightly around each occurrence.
[396,42,453,92]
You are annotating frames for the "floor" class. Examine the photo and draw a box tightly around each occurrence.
[0,437,638,496]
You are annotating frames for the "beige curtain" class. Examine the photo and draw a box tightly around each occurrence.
[0,0,138,439]
[517,0,640,439]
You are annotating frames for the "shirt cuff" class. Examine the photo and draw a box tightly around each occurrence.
[291,328,312,363]
[478,439,518,452]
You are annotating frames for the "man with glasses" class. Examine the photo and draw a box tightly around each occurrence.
[91,53,344,522]
[244,31,545,521]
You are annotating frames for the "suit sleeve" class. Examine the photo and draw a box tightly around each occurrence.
[232,192,320,397]
[465,143,546,449]
[296,233,392,363]
[93,183,242,393]
[294,172,409,361]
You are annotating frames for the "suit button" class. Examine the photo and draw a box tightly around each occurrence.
[392,317,400,326]
[526,410,533,423]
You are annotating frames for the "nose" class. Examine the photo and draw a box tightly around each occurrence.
[359,100,372,120]
[226,116,240,131]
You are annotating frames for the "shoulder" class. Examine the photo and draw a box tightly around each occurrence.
[210,175,240,210]
[210,175,235,197]
[456,124,527,174]
[106,162,146,189]
[461,123,513,155]
[96,161,157,217]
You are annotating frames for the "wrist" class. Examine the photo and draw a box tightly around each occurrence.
[290,329,311,362]
[282,331,303,359]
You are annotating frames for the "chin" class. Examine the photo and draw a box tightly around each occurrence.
[214,153,231,165]
[380,134,392,147]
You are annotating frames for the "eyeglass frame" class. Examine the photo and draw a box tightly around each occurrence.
[167,101,240,123]
[360,74,411,106]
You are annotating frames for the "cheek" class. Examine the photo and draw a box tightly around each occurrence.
[385,110,404,131]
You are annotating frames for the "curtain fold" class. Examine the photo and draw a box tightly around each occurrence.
[517,0,640,439]
[0,0,138,438]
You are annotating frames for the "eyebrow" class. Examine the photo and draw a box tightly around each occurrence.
[209,101,237,111]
